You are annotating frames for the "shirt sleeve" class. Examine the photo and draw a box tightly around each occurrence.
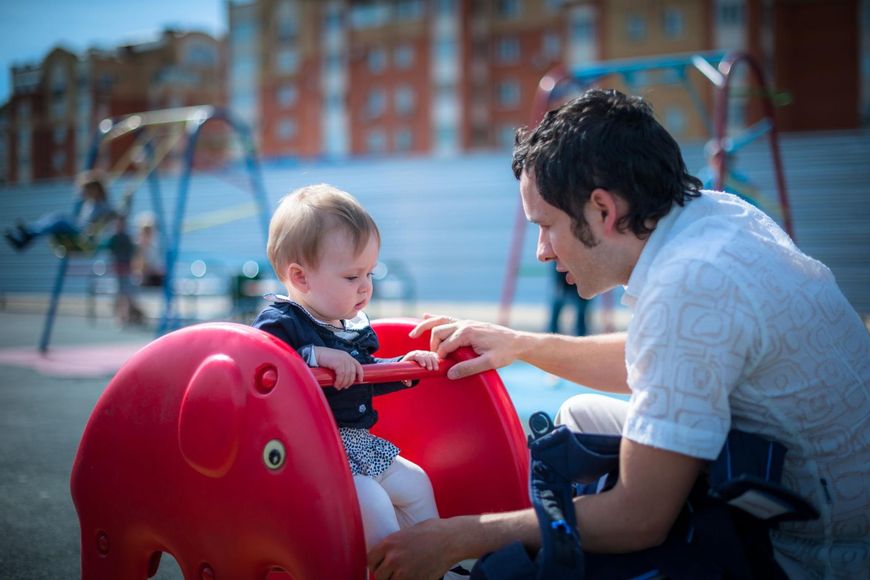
[252,307,318,364]
[623,258,762,460]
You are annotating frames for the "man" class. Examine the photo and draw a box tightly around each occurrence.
[368,89,869,579]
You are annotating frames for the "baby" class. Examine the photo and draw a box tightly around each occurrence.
[252,185,467,579]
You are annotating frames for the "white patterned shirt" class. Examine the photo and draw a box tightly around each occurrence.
[622,191,870,579]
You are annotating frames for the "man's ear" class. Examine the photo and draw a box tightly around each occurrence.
[588,188,621,235]
[286,263,309,292]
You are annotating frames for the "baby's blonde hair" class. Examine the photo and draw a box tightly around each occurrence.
[267,184,380,281]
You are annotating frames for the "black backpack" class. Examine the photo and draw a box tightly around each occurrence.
[470,413,818,580]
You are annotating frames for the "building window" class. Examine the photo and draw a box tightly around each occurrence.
[497,37,521,64]
[542,32,561,60]
[497,124,517,149]
[277,84,298,108]
[326,53,343,73]
[232,21,255,43]
[276,48,300,74]
[183,41,218,66]
[396,0,424,21]
[51,95,67,120]
[53,126,67,145]
[277,117,297,140]
[365,88,387,119]
[572,16,594,43]
[395,86,415,116]
[497,0,521,19]
[12,69,40,93]
[436,0,456,16]
[394,44,415,70]
[664,107,687,136]
[497,80,521,108]
[435,125,457,152]
[368,47,387,74]
[719,1,744,26]
[276,0,299,42]
[366,129,387,153]
[436,39,457,61]
[394,128,413,151]
[52,150,66,173]
[350,4,391,29]
[626,14,647,42]
[663,7,685,39]
[17,101,31,124]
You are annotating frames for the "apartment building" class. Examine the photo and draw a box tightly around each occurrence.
[1,30,224,184]
[228,0,864,161]
[1,0,864,182]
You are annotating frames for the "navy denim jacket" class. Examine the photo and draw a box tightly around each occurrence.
[252,300,411,429]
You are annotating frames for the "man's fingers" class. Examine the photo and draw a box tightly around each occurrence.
[447,356,491,380]
[433,324,466,358]
[409,313,455,339]
[408,314,440,338]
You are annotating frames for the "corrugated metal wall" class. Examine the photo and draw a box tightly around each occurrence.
[1,130,867,317]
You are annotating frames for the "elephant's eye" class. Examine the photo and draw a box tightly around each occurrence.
[263,439,286,470]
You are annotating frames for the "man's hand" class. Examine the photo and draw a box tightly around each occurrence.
[314,347,363,389]
[409,314,527,379]
[368,518,463,580]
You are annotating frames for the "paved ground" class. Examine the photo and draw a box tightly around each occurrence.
[0,311,161,579]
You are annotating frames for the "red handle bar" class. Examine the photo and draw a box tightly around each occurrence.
[310,359,456,387]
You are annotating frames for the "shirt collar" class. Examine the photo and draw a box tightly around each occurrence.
[266,293,370,332]
[621,200,685,309]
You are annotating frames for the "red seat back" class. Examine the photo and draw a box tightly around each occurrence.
[370,318,530,517]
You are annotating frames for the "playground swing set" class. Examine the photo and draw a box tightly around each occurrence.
[38,105,272,352]
[498,49,794,328]
[68,52,814,579]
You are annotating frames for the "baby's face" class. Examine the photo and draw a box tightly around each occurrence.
[300,232,379,324]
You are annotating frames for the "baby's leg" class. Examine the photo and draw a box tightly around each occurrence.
[377,455,438,529]
[353,475,400,550]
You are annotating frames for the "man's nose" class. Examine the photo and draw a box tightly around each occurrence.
[537,230,554,263]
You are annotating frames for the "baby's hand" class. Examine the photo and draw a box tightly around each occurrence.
[401,350,440,372]
[316,347,364,389]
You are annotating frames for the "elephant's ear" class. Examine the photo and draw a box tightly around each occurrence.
[178,354,245,477]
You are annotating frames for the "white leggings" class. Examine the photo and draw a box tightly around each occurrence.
[555,393,629,435]
[353,455,439,550]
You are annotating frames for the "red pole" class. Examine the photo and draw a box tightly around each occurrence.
[715,52,795,239]
[311,359,456,387]
[499,66,569,326]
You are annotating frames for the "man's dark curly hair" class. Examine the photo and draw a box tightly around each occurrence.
[512,88,701,246]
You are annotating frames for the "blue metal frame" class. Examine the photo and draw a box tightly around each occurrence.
[158,109,271,333]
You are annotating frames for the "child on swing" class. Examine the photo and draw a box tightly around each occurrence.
[4,171,116,251]
[252,184,468,579]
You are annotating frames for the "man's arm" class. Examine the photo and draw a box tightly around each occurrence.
[369,439,703,578]
[574,438,703,551]
[410,314,629,393]
[368,510,540,580]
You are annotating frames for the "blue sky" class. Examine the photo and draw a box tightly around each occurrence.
[0,0,226,103]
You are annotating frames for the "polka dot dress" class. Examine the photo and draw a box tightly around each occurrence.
[339,427,400,477]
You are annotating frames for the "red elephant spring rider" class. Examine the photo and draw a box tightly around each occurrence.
[70,319,530,579]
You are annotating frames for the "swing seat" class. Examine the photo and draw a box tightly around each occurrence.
[50,232,99,255]
[70,319,530,579]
